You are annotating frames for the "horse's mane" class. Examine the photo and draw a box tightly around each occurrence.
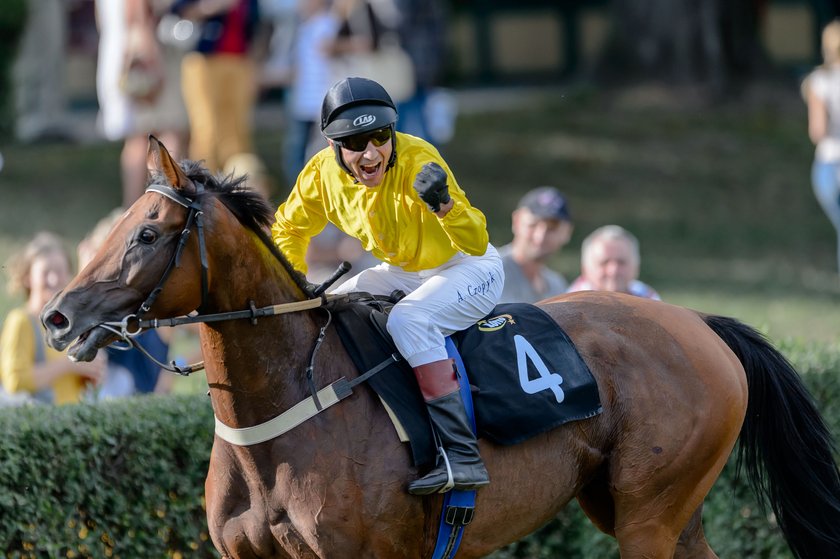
[149,160,312,295]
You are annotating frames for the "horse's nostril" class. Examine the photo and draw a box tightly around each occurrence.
[47,311,68,329]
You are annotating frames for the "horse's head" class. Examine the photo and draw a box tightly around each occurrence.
[41,136,282,361]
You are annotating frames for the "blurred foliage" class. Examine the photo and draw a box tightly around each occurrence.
[0,0,26,138]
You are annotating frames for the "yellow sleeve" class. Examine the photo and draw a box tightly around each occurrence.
[438,203,489,256]
[427,158,489,256]
[0,308,38,394]
[271,158,329,275]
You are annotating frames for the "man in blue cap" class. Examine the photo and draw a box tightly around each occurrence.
[498,186,574,304]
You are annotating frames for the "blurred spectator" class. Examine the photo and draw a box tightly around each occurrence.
[258,0,298,89]
[327,0,383,58]
[77,210,174,398]
[223,151,273,200]
[498,187,574,304]
[13,0,74,142]
[567,225,661,300]
[393,0,449,144]
[171,0,261,172]
[326,0,415,104]
[96,0,190,207]
[0,232,105,405]
[803,19,840,275]
[281,0,338,184]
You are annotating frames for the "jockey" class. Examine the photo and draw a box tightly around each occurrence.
[271,77,504,495]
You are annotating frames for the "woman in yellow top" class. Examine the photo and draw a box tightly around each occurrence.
[272,77,504,495]
[0,232,105,405]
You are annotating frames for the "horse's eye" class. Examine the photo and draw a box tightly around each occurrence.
[138,229,158,244]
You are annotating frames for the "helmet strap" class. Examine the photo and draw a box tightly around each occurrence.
[385,124,397,171]
[332,142,357,179]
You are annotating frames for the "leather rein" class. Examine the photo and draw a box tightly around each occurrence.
[96,183,329,375]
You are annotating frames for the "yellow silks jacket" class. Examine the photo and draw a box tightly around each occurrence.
[272,133,489,274]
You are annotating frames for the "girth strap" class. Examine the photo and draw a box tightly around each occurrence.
[431,338,478,559]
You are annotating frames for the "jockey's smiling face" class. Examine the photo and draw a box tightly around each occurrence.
[331,126,393,187]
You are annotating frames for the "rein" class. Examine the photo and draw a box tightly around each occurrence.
[98,297,325,375]
[97,183,331,376]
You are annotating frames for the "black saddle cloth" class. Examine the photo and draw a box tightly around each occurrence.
[330,294,603,469]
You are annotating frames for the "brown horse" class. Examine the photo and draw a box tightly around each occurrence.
[42,138,840,558]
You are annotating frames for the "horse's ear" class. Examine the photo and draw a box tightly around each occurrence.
[146,134,192,192]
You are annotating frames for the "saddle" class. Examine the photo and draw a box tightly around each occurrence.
[328,293,603,469]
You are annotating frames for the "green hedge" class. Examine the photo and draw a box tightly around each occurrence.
[0,395,217,558]
[1,342,838,558]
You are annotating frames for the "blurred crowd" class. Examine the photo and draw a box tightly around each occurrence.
[11,0,458,272]
[3,0,457,405]
[3,0,665,407]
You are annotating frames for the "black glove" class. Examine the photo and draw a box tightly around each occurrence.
[412,162,451,213]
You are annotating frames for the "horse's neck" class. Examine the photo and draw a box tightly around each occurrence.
[200,225,326,428]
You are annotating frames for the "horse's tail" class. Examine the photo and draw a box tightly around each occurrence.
[703,314,840,559]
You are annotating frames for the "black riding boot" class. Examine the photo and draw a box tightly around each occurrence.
[407,359,489,496]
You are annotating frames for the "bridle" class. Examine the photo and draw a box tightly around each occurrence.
[97,183,330,375]
[94,182,399,446]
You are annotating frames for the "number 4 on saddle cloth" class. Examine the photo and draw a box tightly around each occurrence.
[330,293,603,470]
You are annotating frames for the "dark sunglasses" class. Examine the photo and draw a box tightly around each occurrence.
[336,127,392,152]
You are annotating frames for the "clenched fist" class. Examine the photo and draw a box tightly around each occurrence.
[412,162,451,213]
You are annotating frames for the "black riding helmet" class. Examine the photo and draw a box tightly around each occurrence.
[321,77,398,177]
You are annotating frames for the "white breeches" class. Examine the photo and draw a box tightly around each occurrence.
[330,245,504,367]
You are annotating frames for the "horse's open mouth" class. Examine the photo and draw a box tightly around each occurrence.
[67,326,115,362]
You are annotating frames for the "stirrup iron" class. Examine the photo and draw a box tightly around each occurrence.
[437,445,455,493]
